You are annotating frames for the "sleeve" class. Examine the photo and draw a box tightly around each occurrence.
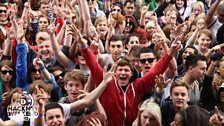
[59,103,71,122]
[200,75,216,111]
[29,18,39,45]
[9,112,24,126]
[61,46,70,57]
[136,53,173,95]
[16,43,29,91]
[44,74,62,101]
[55,18,64,36]
[80,47,103,86]
[154,1,168,17]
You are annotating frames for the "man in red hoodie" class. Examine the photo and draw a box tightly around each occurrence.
[80,37,181,126]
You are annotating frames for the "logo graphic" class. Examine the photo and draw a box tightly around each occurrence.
[7,91,39,121]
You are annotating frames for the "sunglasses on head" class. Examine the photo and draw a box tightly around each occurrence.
[54,72,65,81]
[140,58,155,64]
[1,70,14,75]
[0,10,7,13]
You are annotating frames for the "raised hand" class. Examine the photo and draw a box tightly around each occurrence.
[211,44,224,53]
[152,32,166,45]
[8,3,16,20]
[103,64,117,84]
[140,4,150,16]
[35,87,49,106]
[167,36,182,57]
[77,90,89,99]
[209,106,224,125]
[47,18,56,34]
[16,22,25,43]
[108,13,116,29]
[88,118,102,126]
[155,74,171,93]
[33,57,44,69]
[69,24,87,45]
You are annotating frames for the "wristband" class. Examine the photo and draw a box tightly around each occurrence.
[79,44,87,49]
[39,65,45,71]
[38,113,45,117]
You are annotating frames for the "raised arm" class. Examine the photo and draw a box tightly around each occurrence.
[205,0,221,27]
[2,28,13,57]
[12,14,30,91]
[70,64,116,113]
[138,38,181,93]
[185,22,201,48]
[139,5,150,26]
[69,24,104,85]
[48,20,75,69]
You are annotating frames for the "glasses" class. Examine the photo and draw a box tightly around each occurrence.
[112,9,121,12]
[219,13,224,17]
[0,10,7,13]
[1,70,14,75]
[140,58,155,64]
[76,51,82,56]
[31,69,40,73]
[72,16,76,19]
[54,72,65,81]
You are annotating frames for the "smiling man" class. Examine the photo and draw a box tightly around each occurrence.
[58,69,95,126]
[80,37,181,126]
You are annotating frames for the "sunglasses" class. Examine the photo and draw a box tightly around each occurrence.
[219,13,224,17]
[87,0,95,2]
[72,16,76,19]
[31,69,40,73]
[0,10,7,13]
[112,9,121,12]
[76,51,82,56]
[54,72,65,81]
[140,58,155,64]
[1,70,14,75]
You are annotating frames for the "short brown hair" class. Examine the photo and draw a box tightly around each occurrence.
[198,29,212,41]
[170,80,190,95]
[28,80,52,95]
[129,45,142,58]
[64,69,87,85]
[116,58,134,72]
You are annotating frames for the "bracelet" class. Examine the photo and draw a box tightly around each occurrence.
[79,44,87,49]
[38,113,45,117]
[39,65,45,71]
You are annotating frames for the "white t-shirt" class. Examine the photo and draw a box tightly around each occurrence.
[11,103,71,126]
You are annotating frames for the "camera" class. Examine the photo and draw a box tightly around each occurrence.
[210,52,224,61]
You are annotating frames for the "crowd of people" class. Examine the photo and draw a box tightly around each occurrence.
[0,0,224,125]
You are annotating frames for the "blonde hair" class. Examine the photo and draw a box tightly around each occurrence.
[192,1,205,15]
[133,98,162,126]
[94,16,108,27]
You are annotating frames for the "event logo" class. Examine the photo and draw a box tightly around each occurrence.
[7,91,39,121]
